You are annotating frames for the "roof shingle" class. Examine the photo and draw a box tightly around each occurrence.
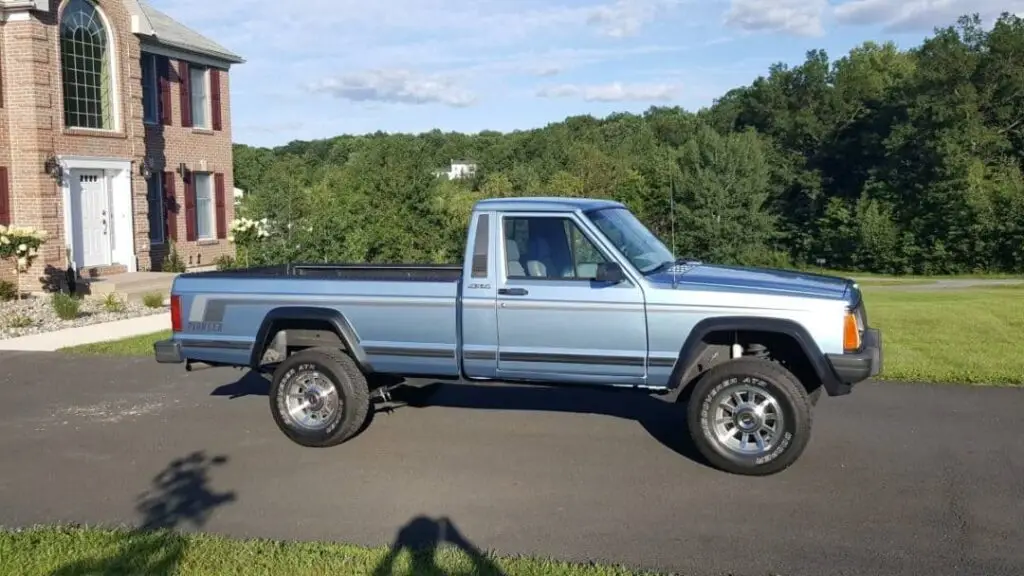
[123,0,244,64]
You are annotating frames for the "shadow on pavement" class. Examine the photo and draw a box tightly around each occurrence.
[390,382,708,467]
[372,515,505,576]
[211,370,269,399]
[49,451,237,576]
[211,368,707,468]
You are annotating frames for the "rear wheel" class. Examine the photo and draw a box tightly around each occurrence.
[687,357,812,476]
[268,347,370,447]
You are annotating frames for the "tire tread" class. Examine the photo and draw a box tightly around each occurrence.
[269,346,370,448]
[686,357,813,476]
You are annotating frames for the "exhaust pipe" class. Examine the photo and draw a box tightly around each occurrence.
[185,360,217,372]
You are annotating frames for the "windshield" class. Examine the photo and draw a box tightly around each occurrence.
[586,207,675,274]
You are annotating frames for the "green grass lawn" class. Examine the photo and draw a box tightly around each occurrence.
[61,330,171,356]
[862,285,1024,385]
[60,285,1023,385]
[0,526,652,576]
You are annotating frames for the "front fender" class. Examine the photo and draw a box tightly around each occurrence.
[668,316,846,396]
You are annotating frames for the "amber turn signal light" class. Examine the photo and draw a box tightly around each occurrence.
[843,311,861,352]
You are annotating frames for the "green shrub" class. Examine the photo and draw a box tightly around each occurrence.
[51,292,81,320]
[102,293,126,313]
[162,245,186,273]
[0,280,16,302]
[142,292,165,308]
[214,255,238,270]
[4,313,33,329]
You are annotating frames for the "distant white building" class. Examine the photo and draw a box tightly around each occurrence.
[233,187,244,205]
[434,159,477,180]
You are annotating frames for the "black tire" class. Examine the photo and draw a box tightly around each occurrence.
[807,385,823,406]
[686,357,812,476]
[268,347,370,448]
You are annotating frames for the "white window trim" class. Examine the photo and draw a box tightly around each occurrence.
[59,0,122,133]
[148,174,164,244]
[142,52,159,125]
[193,172,216,240]
[189,65,212,129]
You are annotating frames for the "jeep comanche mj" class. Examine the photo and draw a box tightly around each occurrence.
[154,197,882,476]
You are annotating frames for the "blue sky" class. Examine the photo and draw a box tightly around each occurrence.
[149,0,1023,148]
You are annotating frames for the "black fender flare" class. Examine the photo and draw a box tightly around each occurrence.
[249,306,371,373]
[668,316,842,396]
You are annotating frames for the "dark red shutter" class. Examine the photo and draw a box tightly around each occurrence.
[0,167,10,225]
[210,68,222,131]
[163,171,177,241]
[159,56,172,125]
[184,174,197,241]
[179,60,192,127]
[214,173,226,238]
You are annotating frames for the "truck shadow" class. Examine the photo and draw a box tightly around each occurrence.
[389,382,709,467]
[48,450,237,576]
[371,515,506,576]
[211,370,708,468]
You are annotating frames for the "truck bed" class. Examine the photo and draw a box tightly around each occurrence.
[183,262,463,282]
[169,262,465,378]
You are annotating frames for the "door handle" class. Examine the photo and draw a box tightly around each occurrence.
[498,287,528,296]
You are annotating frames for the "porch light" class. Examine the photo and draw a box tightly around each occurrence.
[177,162,189,180]
[140,157,154,180]
[44,154,64,184]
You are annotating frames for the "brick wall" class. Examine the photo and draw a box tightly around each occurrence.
[0,12,59,290]
[145,58,236,272]
[0,0,236,290]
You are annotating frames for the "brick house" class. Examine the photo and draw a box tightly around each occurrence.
[0,0,243,291]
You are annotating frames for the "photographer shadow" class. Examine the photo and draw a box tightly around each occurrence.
[372,515,505,576]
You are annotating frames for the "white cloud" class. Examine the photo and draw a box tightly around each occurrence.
[308,70,476,107]
[833,0,1024,31]
[536,81,680,101]
[532,64,565,77]
[586,0,680,37]
[724,0,828,36]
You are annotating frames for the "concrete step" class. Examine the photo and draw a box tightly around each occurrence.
[75,272,177,299]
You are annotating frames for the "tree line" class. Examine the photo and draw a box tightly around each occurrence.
[231,13,1024,275]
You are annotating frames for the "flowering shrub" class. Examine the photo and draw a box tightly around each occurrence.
[228,217,270,244]
[0,225,48,298]
[228,217,270,267]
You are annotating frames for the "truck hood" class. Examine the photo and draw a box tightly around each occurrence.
[647,263,852,300]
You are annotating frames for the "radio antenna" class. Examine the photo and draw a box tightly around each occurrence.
[670,175,677,257]
[670,175,678,287]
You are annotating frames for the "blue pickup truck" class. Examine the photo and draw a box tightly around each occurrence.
[154,196,881,476]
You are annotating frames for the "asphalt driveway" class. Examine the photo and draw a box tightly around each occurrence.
[0,351,1022,576]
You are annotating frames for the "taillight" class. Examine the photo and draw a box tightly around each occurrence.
[170,294,182,332]
[843,310,861,352]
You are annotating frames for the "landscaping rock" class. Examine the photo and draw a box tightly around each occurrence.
[0,295,167,340]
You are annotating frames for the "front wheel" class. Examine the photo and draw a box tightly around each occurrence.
[687,357,813,476]
[268,347,370,448]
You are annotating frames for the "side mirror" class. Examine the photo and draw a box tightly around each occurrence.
[595,262,624,283]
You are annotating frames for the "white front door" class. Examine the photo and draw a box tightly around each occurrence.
[71,169,110,268]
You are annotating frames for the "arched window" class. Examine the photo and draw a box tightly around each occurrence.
[60,0,116,130]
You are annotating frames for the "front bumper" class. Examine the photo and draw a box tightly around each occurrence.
[823,328,882,394]
[154,339,184,364]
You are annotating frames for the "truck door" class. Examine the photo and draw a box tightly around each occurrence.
[460,211,500,379]
[494,211,649,384]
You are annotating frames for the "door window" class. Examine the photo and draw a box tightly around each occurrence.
[503,216,608,280]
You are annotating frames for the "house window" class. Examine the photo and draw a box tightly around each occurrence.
[194,172,215,239]
[189,66,210,128]
[60,0,115,130]
[141,53,158,124]
[146,174,163,243]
